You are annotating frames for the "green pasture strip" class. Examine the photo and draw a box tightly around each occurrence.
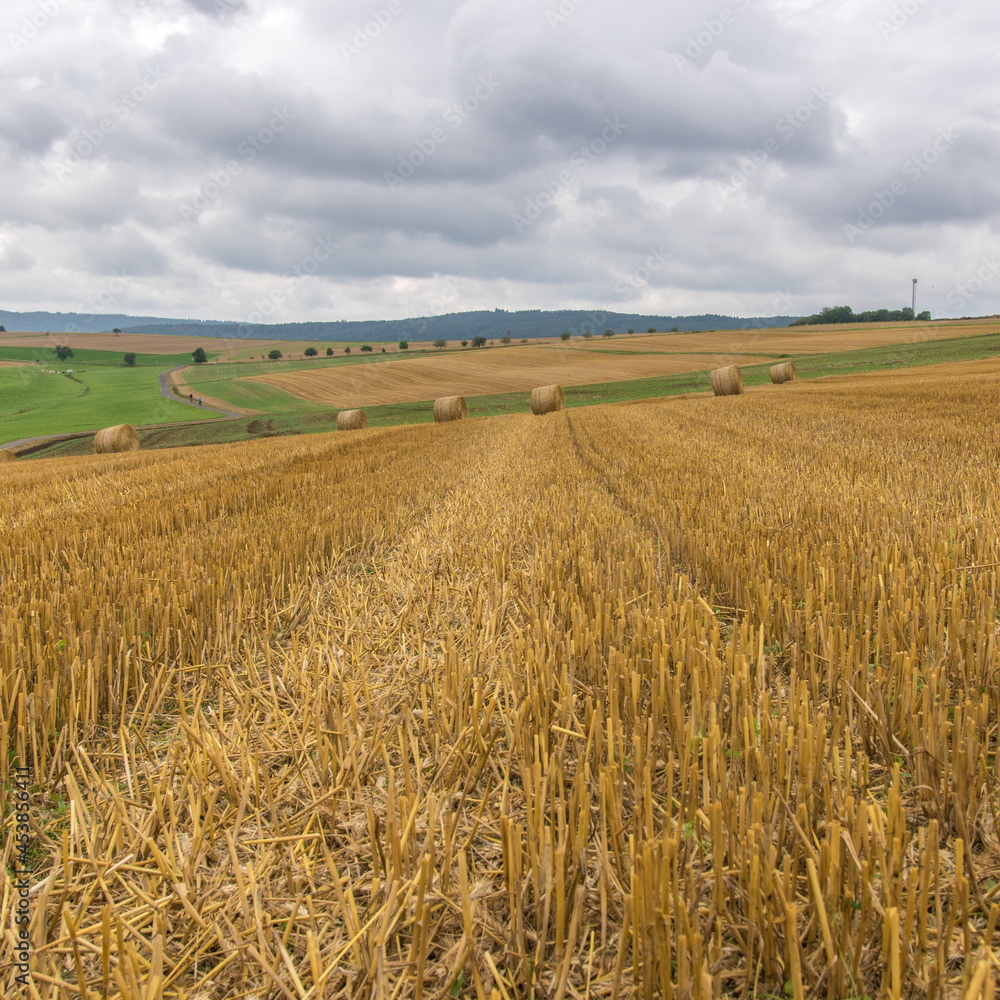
[0,366,215,444]
[0,346,211,367]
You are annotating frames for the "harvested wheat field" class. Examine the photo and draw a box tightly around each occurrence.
[250,347,772,407]
[807,353,1000,387]
[568,318,998,356]
[3,364,1000,997]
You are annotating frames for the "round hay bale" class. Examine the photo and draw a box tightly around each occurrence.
[530,384,565,415]
[0,450,14,463]
[770,361,798,384]
[336,409,368,431]
[433,396,467,423]
[94,423,140,454]
[710,365,744,397]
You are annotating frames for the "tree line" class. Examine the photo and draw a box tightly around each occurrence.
[791,305,931,326]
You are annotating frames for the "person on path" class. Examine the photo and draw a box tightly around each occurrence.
[198,397,202,406]
[189,394,193,401]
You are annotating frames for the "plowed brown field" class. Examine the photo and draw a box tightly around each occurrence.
[250,347,774,406]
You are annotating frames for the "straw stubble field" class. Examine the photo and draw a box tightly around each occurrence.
[249,348,775,408]
[2,369,999,998]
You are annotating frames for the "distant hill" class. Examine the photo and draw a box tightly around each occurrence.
[0,310,225,334]
[0,308,798,341]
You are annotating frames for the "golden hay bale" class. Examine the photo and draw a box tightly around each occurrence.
[0,450,14,463]
[94,424,140,454]
[710,365,744,397]
[530,384,565,415]
[770,362,798,384]
[433,396,468,423]
[336,409,368,431]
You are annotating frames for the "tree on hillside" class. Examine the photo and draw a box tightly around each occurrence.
[361,345,373,353]
[113,328,121,335]
[54,345,74,360]
[192,347,208,363]
[326,347,334,355]
[433,338,446,348]
[471,336,487,347]
[304,346,318,356]
[582,331,592,340]
[560,332,571,341]
[123,353,136,367]
[0,325,6,332]
[344,347,351,353]
[461,340,468,347]
[267,349,283,360]
[627,328,634,334]
[602,329,614,337]
[398,340,409,350]
[501,332,511,344]
[647,327,656,333]
[793,304,923,326]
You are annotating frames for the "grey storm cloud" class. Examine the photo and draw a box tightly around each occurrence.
[181,0,247,18]
[0,0,998,322]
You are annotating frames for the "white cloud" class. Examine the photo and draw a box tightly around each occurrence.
[0,0,996,321]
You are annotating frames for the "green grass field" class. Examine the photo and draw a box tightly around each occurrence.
[0,364,216,444]
[9,329,1000,458]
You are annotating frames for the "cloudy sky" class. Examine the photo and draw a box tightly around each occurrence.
[1,0,997,323]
